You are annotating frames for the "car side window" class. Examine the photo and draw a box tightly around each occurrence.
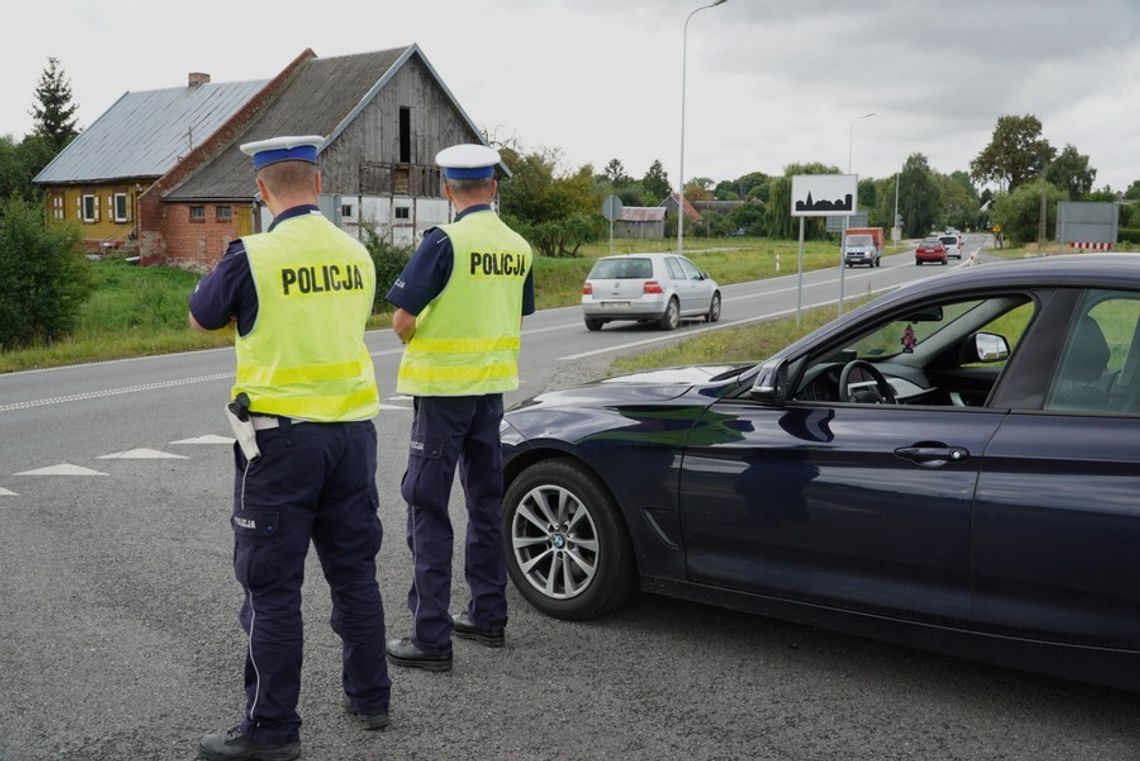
[665,257,685,280]
[679,258,702,280]
[1044,290,1140,414]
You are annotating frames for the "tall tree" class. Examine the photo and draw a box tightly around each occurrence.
[641,159,671,202]
[601,158,631,185]
[30,57,80,154]
[1046,143,1097,200]
[898,153,942,238]
[970,114,1054,192]
[1124,180,1140,202]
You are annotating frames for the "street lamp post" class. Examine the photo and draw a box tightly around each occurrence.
[839,111,875,316]
[677,0,728,256]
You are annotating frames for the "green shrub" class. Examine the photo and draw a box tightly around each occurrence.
[0,196,93,349]
[1117,227,1140,245]
[361,225,412,313]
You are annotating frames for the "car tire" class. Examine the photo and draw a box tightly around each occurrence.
[875,258,881,268]
[502,458,636,620]
[915,259,922,266]
[584,317,603,331]
[705,292,721,323]
[941,258,947,265]
[658,298,680,331]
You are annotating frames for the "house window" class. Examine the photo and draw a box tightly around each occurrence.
[395,206,410,220]
[399,107,411,163]
[113,193,129,223]
[53,195,64,220]
[216,206,232,222]
[341,204,354,218]
[81,194,97,223]
[190,206,206,223]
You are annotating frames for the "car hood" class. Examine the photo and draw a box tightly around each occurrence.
[513,364,745,409]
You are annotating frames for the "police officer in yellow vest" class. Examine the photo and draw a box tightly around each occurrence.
[385,144,534,671]
[189,136,391,761]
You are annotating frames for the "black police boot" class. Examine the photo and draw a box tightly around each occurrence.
[452,612,505,648]
[197,726,300,761]
[341,694,389,731]
[385,637,453,672]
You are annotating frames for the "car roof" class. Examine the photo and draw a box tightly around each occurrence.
[903,254,1140,295]
[594,253,678,261]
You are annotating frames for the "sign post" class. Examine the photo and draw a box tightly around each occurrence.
[601,195,624,255]
[791,174,858,320]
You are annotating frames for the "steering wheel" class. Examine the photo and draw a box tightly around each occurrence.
[838,360,897,404]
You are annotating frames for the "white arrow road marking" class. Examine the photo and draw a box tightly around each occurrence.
[14,464,109,477]
[96,448,189,460]
[0,487,18,496]
[171,434,236,445]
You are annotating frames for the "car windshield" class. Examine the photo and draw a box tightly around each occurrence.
[847,235,873,246]
[848,300,984,360]
[589,258,653,279]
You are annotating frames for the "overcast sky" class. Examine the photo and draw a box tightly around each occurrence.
[3,0,1138,191]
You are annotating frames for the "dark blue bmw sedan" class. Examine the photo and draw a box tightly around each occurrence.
[500,255,1140,692]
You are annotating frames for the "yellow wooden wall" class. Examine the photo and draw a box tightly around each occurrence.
[44,183,143,243]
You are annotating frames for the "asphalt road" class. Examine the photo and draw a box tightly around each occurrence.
[2,236,1137,761]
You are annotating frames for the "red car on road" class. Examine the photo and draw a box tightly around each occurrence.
[915,237,947,265]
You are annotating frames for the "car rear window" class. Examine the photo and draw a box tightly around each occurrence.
[939,236,957,245]
[588,258,653,279]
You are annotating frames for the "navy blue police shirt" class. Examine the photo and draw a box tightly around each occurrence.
[188,205,320,335]
[386,204,536,317]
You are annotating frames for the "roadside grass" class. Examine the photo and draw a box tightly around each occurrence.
[1,235,905,372]
[535,237,868,310]
[609,299,865,375]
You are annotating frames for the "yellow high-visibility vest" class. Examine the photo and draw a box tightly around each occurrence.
[233,211,379,421]
[397,210,531,396]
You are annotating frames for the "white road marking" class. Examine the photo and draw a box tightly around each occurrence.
[14,464,109,477]
[0,487,17,496]
[0,372,233,414]
[387,395,414,401]
[96,448,189,460]
[171,434,236,445]
[379,404,412,411]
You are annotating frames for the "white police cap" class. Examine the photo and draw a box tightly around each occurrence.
[240,135,324,170]
[436,143,501,180]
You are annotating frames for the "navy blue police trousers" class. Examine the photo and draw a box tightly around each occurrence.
[400,395,508,655]
[231,418,389,745]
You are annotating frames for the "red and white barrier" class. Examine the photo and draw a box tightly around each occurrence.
[1071,242,1114,251]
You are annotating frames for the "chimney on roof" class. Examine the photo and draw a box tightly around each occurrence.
[188,72,211,88]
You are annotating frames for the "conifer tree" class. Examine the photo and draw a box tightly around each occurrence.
[30,57,79,154]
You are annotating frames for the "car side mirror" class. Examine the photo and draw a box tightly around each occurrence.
[750,359,789,403]
[974,332,1010,362]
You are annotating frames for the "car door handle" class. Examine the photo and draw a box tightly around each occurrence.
[894,445,970,466]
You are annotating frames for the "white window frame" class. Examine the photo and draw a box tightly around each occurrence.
[113,193,129,223]
[81,194,97,223]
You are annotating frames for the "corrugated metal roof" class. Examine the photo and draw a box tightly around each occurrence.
[33,79,267,184]
[620,207,666,222]
[166,48,408,201]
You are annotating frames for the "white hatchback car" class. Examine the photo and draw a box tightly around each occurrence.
[581,253,721,331]
[938,233,964,259]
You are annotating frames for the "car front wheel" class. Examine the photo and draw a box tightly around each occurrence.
[503,458,636,620]
[658,298,680,330]
[705,292,721,323]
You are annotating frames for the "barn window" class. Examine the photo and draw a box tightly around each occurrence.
[113,193,129,222]
[216,206,232,222]
[399,107,411,163]
[190,206,206,223]
[395,206,410,220]
[81,194,97,223]
[341,204,354,218]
